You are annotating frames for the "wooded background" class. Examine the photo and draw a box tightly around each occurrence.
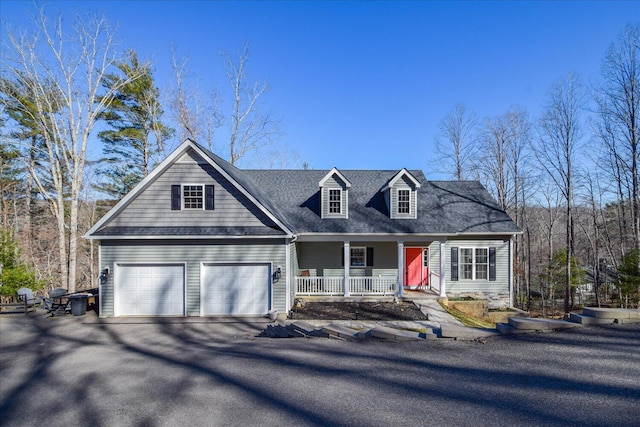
[1,7,638,313]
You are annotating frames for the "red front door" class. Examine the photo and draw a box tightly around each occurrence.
[405,248,424,288]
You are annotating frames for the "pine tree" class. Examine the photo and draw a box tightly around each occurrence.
[97,51,173,199]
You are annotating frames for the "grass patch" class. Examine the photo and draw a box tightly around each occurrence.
[439,303,496,329]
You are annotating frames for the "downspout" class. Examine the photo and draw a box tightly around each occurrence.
[509,237,514,307]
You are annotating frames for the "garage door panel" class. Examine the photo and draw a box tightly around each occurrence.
[116,264,185,316]
[201,264,269,316]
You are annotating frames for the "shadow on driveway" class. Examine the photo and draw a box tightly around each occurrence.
[1,310,639,426]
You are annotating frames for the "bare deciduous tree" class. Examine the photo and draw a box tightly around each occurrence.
[222,43,281,165]
[536,73,585,314]
[170,47,223,151]
[596,23,640,251]
[434,103,477,180]
[2,8,140,293]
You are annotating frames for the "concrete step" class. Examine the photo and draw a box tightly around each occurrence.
[582,307,640,320]
[264,324,295,338]
[289,321,326,337]
[508,317,581,331]
[568,313,618,325]
[321,323,361,340]
[496,322,536,335]
[369,325,424,342]
[439,324,500,340]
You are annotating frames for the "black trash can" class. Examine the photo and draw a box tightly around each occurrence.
[69,294,88,316]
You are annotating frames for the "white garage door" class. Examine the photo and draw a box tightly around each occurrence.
[201,264,270,316]
[115,264,185,316]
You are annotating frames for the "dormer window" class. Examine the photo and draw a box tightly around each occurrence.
[329,189,342,214]
[319,168,351,219]
[382,169,421,220]
[397,189,410,214]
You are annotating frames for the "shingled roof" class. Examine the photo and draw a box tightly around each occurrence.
[192,141,519,236]
[242,169,520,235]
[86,140,520,239]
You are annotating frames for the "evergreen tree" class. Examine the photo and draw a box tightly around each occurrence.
[617,249,640,307]
[547,249,585,310]
[97,50,173,199]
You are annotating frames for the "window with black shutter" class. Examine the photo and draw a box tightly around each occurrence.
[489,247,496,281]
[171,185,181,210]
[172,184,214,210]
[205,185,214,210]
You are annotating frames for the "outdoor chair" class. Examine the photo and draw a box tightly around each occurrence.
[12,288,37,314]
[43,288,71,316]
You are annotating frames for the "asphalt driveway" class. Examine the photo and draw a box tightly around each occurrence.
[1,311,639,427]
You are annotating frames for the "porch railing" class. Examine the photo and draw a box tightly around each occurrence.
[295,276,344,295]
[430,271,441,295]
[295,276,397,296]
[349,277,397,295]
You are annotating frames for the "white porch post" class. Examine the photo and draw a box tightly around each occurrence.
[397,241,404,297]
[439,240,446,297]
[343,241,350,297]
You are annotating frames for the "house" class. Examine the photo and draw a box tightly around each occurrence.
[85,139,521,317]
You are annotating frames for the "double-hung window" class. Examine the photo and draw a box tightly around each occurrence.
[329,189,341,214]
[350,247,366,267]
[183,185,204,209]
[398,189,410,214]
[171,184,214,211]
[460,248,489,280]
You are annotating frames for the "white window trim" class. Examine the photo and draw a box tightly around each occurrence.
[397,189,410,214]
[459,247,489,281]
[182,183,205,210]
[328,188,342,215]
[350,246,367,268]
[392,188,415,219]
[322,186,348,218]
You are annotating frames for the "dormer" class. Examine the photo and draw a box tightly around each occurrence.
[382,169,421,219]
[319,168,351,219]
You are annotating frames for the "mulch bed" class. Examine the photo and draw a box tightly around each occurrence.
[290,301,429,321]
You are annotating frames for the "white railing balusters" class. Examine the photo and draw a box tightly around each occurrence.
[295,276,396,296]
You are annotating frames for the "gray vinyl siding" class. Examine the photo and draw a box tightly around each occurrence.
[105,149,278,229]
[390,176,417,219]
[428,242,441,280]
[100,239,287,317]
[321,175,348,219]
[296,241,398,276]
[445,239,510,294]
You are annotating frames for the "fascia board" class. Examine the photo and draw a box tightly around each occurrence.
[85,234,288,241]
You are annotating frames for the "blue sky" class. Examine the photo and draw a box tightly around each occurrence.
[2,1,638,175]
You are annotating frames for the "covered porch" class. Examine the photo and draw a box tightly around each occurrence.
[293,238,448,298]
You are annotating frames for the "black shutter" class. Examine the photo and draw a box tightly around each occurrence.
[366,247,374,266]
[171,185,181,210]
[341,249,345,266]
[205,185,215,210]
[489,247,496,281]
[451,247,459,281]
